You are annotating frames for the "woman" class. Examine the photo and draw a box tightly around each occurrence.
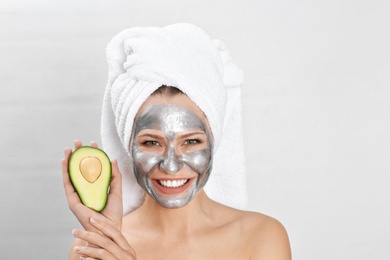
[62,23,291,259]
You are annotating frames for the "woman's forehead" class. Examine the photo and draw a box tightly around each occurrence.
[134,93,210,128]
[134,104,207,140]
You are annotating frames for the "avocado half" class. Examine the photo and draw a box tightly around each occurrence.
[68,146,111,212]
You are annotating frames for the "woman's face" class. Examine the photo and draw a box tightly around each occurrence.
[130,94,213,208]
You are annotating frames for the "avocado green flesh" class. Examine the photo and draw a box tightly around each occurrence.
[69,146,111,212]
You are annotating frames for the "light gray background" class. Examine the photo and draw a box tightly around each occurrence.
[1,1,389,259]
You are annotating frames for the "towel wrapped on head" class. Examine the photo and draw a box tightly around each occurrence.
[101,23,247,215]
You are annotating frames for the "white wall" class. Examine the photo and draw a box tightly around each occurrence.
[1,1,389,259]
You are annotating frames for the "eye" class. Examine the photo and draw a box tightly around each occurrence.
[184,139,202,145]
[142,140,160,146]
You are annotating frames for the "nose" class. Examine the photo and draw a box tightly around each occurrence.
[159,145,183,174]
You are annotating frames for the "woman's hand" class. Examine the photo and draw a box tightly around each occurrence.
[73,218,137,260]
[62,140,123,232]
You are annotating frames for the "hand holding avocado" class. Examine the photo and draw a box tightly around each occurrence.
[63,140,136,259]
[62,140,123,232]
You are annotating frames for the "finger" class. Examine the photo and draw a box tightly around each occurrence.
[64,147,72,161]
[78,257,101,260]
[91,141,98,148]
[77,257,98,260]
[73,229,121,259]
[62,149,87,224]
[62,158,79,203]
[108,160,122,200]
[90,218,132,252]
[74,139,83,149]
[74,245,117,260]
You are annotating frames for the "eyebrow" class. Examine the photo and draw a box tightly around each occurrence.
[137,131,206,140]
[137,133,164,139]
[178,131,206,139]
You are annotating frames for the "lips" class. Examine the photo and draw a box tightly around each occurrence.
[152,178,195,195]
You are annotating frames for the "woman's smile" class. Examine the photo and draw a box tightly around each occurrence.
[152,177,196,195]
[157,179,189,188]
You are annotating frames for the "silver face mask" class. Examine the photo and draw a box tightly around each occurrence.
[130,104,213,208]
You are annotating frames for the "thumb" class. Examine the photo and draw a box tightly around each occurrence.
[109,159,123,201]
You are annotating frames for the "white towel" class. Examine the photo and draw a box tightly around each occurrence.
[101,23,247,215]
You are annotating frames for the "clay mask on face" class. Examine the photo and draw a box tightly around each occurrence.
[131,104,213,208]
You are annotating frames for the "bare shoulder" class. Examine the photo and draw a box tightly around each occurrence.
[208,203,291,259]
[240,211,291,260]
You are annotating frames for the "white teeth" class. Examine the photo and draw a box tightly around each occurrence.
[158,179,188,188]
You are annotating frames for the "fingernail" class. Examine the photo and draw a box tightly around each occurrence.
[74,246,82,253]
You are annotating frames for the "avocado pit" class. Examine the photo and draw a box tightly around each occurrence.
[79,156,102,183]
